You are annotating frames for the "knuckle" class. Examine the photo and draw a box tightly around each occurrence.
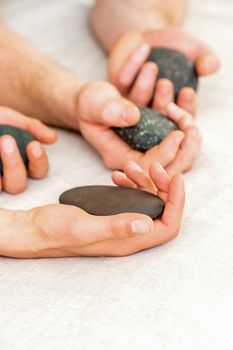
[103,156,117,169]
[110,220,130,240]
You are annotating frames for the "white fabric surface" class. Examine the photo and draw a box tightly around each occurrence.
[0,0,233,349]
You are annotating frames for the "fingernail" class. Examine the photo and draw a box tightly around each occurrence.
[204,55,219,70]
[160,80,171,95]
[168,102,179,114]
[184,89,195,102]
[2,137,14,153]
[182,116,194,129]
[122,105,139,124]
[103,102,123,122]
[31,143,43,158]
[128,161,143,172]
[131,220,151,235]
[138,43,150,54]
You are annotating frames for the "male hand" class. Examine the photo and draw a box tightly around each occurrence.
[76,81,201,175]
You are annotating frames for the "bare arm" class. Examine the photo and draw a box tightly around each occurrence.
[0,22,83,129]
[0,163,185,258]
[90,0,187,51]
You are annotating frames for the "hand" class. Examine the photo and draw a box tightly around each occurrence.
[109,28,220,115]
[76,81,201,175]
[0,162,185,258]
[0,107,57,194]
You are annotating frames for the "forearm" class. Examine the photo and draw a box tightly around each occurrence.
[0,207,47,258]
[90,0,187,51]
[0,208,24,257]
[0,22,83,130]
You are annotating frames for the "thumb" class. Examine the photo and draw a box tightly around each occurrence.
[100,98,140,127]
[77,81,140,127]
[75,211,155,245]
[196,54,220,76]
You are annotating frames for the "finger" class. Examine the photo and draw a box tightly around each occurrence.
[123,161,156,194]
[149,163,170,201]
[177,87,197,116]
[108,31,143,84]
[26,119,57,144]
[129,62,158,106]
[67,208,155,244]
[79,174,185,256]
[27,141,49,179]
[0,107,57,144]
[195,51,220,76]
[101,99,140,127]
[0,135,27,194]
[166,127,202,177]
[139,130,184,171]
[166,103,194,130]
[81,123,142,169]
[152,79,174,114]
[112,171,137,189]
[159,173,185,229]
[117,43,151,94]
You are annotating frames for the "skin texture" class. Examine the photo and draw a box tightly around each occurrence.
[0,2,201,258]
[90,1,220,116]
[77,81,202,175]
[108,29,220,116]
[0,22,201,180]
[0,162,185,258]
[0,107,57,193]
[91,0,186,51]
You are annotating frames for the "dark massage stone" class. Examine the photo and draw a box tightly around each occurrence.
[147,48,198,99]
[0,125,34,174]
[59,185,165,219]
[114,107,178,152]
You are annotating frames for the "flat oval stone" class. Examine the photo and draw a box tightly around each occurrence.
[114,107,178,152]
[0,125,34,174]
[147,48,198,100]
[59,185,165,219]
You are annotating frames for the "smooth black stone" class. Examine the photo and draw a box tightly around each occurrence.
[59,185,165,219]
[0,125,34,174]
[114,107,178,152]
[147,48,198,99]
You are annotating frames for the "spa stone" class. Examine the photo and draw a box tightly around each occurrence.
[59,185,165,219]
[0,125,34,174]
[147,47,198,99]
[114,107,178,152]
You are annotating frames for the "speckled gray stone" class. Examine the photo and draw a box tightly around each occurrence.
[114,107,178,152]
[0,125,34,174]
[59,185,165,219]
[147,48,198,99]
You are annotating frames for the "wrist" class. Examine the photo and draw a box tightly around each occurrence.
[32,63,86,131]
[0,208,46,258]
[18,57,85,131]
[0,24,85,131]
[0,209,26,257]
[91,0,169,51]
